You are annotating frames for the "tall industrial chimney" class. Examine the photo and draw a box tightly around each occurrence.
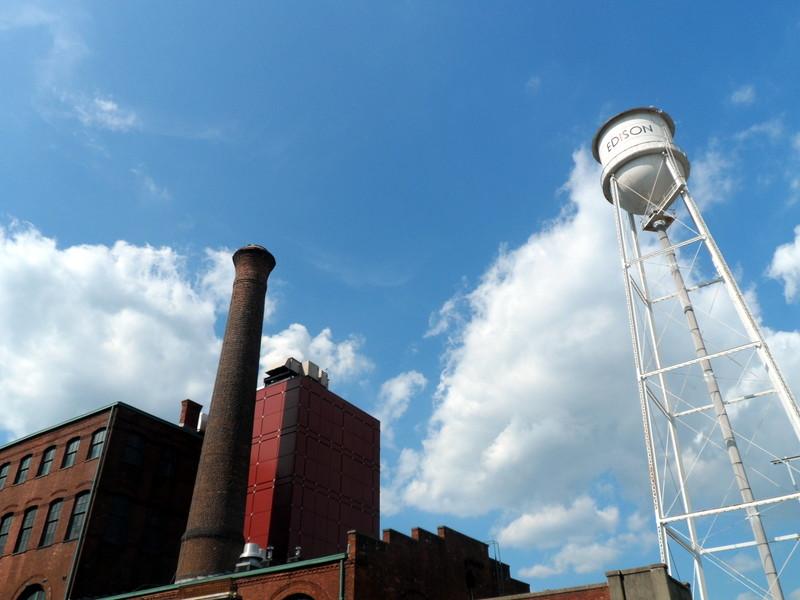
[175,244,276,581]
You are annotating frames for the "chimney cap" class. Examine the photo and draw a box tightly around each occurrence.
[233,244,276,269]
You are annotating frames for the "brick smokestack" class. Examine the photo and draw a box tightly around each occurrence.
[175,244,275,581]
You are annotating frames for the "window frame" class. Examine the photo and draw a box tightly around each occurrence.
[0,513,14,554]
[14,506,37,553]
[37,446,57,477]
[61,438,81,469]
[65,492,90,541]
[87,428,106,460]
[0,462,9,489]
[14,454,32,485]
[17,584,46,600]
[39,499,63,548]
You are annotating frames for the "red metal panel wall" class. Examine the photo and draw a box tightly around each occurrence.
[244,374,379,562]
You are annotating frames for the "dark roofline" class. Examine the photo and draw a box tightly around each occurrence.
[98,552,348,600]
[0,401,200,453]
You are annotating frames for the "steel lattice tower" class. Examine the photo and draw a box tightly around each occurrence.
[592,108,800,600]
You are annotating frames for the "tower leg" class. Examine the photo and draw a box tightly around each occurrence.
[653,220,784,600]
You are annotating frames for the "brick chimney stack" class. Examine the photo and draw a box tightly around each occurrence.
[179,399,203,431]
[175,244,276,581]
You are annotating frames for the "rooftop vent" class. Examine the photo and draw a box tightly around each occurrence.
[263,357,329,388]
[234,543,274,572]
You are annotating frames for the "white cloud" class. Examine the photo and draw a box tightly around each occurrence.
[131,166,171,202]
[520,541,618,577]
[375,371,427,444]
[734,118,784,143]
[0,222,219,438]
[387,148,800,585]
[400,149,641,517]
[260,323,372,383]
[730,84,756,106]
[525,76,542,95]
[691,145,736,207]
[381,448,420,516]
[768,225,800,302]
[0,222,363,442]
[497,496,618,549]
[72,95,139,132]
[0,5,87,87]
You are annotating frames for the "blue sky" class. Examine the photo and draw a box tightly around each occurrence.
[2,2,800,597]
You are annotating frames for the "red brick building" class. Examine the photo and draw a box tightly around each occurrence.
[245,360,379,563]
[99,526,529,600]
[0,402,202,600]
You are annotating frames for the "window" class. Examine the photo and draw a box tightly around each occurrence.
[39,500,63,547]
[14,455,32,484]
[65,492,90,541]
[14,506,37,553]
[62,438,80,468]
[37,446,56,477]
[17,585,46,600]
[0,513,13,554]
[122,433,144,466]
[87,429,106,460]
[0,463,9,489]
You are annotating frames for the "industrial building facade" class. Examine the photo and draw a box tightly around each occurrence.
[245,360,380,563]
[0,402,202,600]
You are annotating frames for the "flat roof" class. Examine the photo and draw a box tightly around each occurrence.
[98,552,348,599]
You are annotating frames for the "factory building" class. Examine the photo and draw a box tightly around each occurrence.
[0,402,202,600]
[246,358,379,563]
[0,243,691,599]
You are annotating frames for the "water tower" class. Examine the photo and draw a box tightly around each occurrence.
[593,107,800,600]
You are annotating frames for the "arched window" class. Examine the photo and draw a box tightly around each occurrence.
[87,429,106,460]
[39,499,63,547]
[62,438,80,468]
[37,446,56,477]
[0,513,14,554]
[0,462,9,489]
[17,584,45,600]
[65,492,90,541]
[283,595,314,600]
[14,455,32,484]
[14,506,38,553]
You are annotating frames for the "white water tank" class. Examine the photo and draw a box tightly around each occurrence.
[592,107,690,215]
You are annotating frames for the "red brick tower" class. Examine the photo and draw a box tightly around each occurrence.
[176,244,276,581]
[244,359,379,562]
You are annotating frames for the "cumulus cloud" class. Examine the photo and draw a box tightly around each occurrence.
[260,323,372,383]
[381,448,420,516]
[375,371,427,444]
[400,149,640,517]
[497,496,618,549]
[768,225,800,302]
[730,84,756,106]
[388,148,800,584]
[0,223,366,441]
[518,509,653,578]
[0,222,219,438]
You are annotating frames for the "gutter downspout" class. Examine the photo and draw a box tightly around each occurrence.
[65,404,118,599]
